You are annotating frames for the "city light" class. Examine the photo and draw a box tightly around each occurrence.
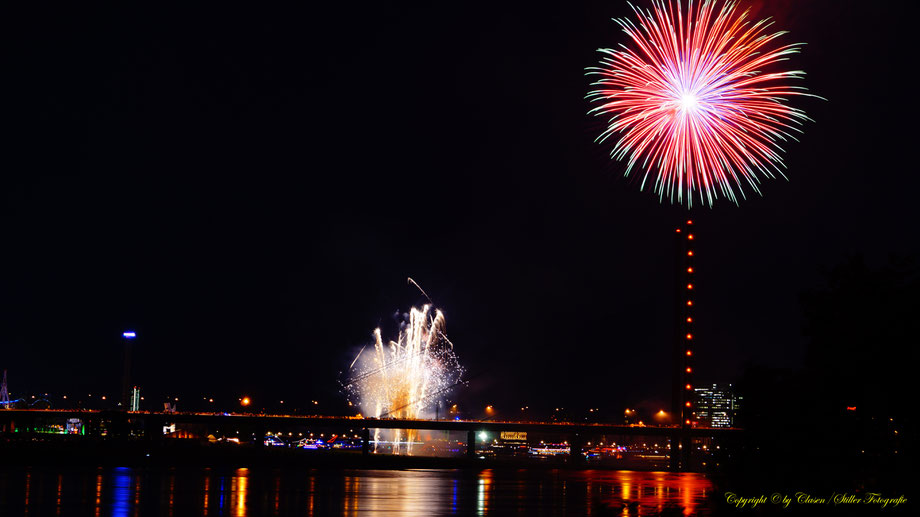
[122,331,136,339]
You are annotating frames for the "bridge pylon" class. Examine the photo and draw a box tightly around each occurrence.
[671,220,696,471]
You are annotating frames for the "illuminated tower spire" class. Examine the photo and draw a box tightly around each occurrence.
[672,221,695,429]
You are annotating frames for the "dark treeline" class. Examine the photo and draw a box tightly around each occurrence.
[720,255,916,502]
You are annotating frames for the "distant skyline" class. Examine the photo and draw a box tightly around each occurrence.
[1,1,915,416]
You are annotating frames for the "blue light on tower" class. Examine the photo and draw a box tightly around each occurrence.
[123,331,136,339]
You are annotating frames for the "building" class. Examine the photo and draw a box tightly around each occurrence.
[693,383,741,427]
[129,386,141,412]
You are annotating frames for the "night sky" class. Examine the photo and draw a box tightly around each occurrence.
[1,1,916,417]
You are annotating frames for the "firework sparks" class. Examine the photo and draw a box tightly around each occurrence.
[344,304,463,454]
[587,0,821,206]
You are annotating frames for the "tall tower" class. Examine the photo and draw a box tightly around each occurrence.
[672,220,695,429]
[121,331,137,410]
[1,370,9,409]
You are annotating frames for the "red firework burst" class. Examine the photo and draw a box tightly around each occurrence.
[587,0,820,207]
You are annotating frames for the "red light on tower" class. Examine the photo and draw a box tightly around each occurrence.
[687,220,693,225]
[686,300,693,306]
[686,333,693,340]
[685,401,691,407]
[686,317,692,323]
[687,267,693,273]
[687,250,694,256]
[676,228,681,233]
[688,234,694,240]
[686,367,692,373]
[687,284,693,289]
[685,384,692,390]
[686,350,692,356]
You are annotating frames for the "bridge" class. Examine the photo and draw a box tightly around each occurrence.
[0,224,736,471]
[0,409,741,468]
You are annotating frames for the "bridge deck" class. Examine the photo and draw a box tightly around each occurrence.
[0,409,740,437]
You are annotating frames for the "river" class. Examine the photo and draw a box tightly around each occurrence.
[0,466,714,516]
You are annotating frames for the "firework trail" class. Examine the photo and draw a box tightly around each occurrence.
[407,277,433,304]
[343,304,463,454]
[587,0,821,207]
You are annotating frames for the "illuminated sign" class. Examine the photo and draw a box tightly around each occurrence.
[500,431,527,441]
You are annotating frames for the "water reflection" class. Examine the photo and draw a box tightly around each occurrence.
[110,467,131,517]
[56,473,63,517]
[133,474,141,517]
[235,468,248,517]
[0,467,713,516]
[166,472,175,517]
[23,469,30,516]
[94,470,102,517]
[203,472,210,515]
[477,469,492,516]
